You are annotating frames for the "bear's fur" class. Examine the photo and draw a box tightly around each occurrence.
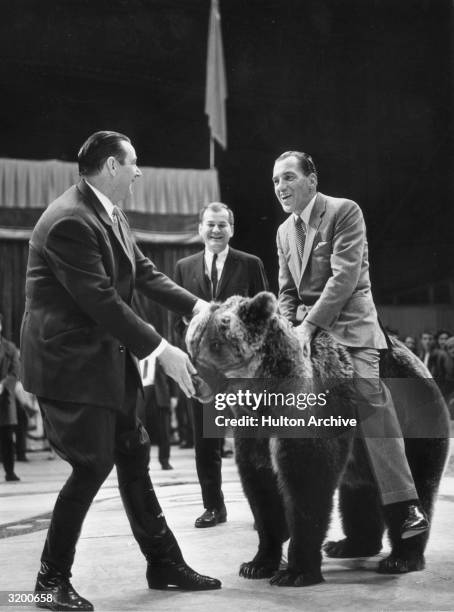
[187,292,450,587]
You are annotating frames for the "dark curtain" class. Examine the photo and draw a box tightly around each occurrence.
[0,239,199,347]
[0,240,28,345]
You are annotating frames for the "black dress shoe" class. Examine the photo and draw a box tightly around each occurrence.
[5,472,20,482]
[146,530,221,590]
[401,503,429,539]
[35,563,94,610]
[194,506,227,528]
[160,461,173,471]
[147,562,221,590]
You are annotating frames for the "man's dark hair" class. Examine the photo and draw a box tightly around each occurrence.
[275,151,317,178]
[199,202,234,225]
[78,131,131,176]
[435,329,451,341]
[0,313,3,325]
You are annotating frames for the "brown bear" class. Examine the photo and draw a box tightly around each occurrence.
[186,292,450,587]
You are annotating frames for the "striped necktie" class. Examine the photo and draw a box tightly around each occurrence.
[295,216,306,261]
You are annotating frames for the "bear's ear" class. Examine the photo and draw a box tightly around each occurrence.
[238,292,277,326]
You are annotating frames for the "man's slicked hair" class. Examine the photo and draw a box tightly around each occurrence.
[199,202,234,225]
[275,151,317,178]
[78,131,131,177]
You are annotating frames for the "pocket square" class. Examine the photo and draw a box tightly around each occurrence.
[314,241,329,251]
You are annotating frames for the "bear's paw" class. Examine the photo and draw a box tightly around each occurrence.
[324,538,382,558]
[377,553,425,574]
[269,569,325,587]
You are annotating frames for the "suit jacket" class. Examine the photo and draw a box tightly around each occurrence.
[20,180,197,410]
[0,337,20,427]
[173,247,268,341]
[277,192,387,349]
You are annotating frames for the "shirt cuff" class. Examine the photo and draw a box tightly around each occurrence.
[149,338,169,359]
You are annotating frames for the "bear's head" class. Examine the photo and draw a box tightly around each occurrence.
[186,292,308,392]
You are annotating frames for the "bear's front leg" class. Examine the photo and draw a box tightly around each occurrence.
[270,438,349,587]
[235,438,288,579]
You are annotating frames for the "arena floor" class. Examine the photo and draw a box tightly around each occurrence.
[1,443,453,612]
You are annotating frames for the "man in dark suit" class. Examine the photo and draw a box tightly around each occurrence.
[20,131,220,611]
[174,202,268,528]
[273,151,428,564]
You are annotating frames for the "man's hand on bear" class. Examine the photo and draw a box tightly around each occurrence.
[297,321,317,358]
[157,344,197,398]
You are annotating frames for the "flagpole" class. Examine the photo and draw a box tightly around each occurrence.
[210,137,215,169]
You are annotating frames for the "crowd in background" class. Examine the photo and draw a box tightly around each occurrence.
[1,318,453,483]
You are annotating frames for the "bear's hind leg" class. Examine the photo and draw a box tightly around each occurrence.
[324,483,384,558]
[235,438,288,579]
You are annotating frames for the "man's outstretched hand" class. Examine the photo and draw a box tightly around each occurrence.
[158,344,197,398]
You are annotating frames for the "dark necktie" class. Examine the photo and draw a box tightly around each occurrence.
[211,253,218,298]
[295,216,306,262]
[112,206,127,248]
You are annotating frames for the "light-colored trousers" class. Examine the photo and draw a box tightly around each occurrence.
[348,347,418,505]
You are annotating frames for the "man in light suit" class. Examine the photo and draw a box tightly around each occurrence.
[273,151,428,568]
[174,202,268,528]
[21,131,220,611]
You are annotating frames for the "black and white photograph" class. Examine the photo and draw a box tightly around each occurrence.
[0,1,453,611]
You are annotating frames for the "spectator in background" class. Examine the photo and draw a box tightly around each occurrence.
[174,202,268,528]
[403,336,417,354]
[418,331,436,369]
[0,313,21,482]
[138,354,176,470]
[435,330,451,352]
[444,337,454,418]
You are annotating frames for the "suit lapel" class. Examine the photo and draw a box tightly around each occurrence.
[77,180,134,266]
[300,193,326,280]
[216,248,237,300]
[192,251,211,298]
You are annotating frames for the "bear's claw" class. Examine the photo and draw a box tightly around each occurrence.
[377,554,425,574]
[269,569,324,587]
[239,561,278,579]
[324,538,382,558]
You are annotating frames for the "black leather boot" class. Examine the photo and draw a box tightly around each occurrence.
[34,562,94,611]
[145,528,221,590]
[119,476,221,590]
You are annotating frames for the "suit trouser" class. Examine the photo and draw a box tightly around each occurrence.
[38,364,162,574]
[0,425,15,476]
[348,347,418,505]
[191,399,224,510]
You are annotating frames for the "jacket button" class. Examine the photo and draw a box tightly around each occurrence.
[119,345,125,352]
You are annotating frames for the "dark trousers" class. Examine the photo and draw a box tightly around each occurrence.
[38,365,162,574]
[191,399,224,510]
[15,402,28,459]
[139,386,171,464]
[0,425,15,476]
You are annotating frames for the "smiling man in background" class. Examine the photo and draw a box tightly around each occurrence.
[174,202,268,528]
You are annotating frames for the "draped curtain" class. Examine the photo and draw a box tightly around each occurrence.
[0,158,219,343]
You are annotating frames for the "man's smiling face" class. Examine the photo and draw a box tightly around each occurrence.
[272,155,317,215]
[199,208,233,253]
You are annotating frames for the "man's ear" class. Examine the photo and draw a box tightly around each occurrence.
[309,172,317,190]
[238,292,277,326]
[106,156,117,177]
